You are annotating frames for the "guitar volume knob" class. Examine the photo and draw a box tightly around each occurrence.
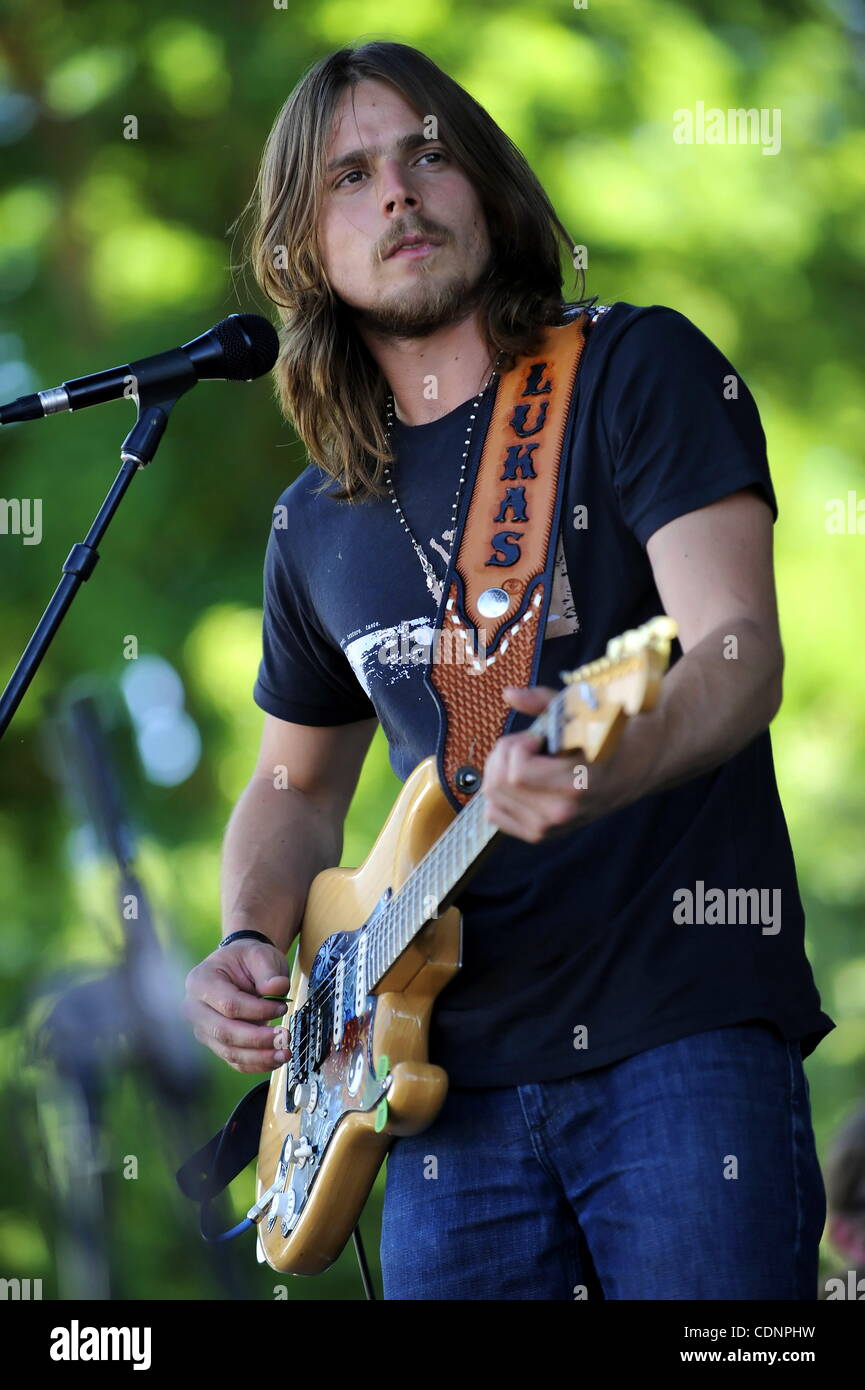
[293,1079,319,1112]
[267,1187,297,1234]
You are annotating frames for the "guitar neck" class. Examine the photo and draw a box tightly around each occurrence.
[365,703,555,992]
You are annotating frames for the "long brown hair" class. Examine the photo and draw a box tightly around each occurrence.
[239,41,594,503]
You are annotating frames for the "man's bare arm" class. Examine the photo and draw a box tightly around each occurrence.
[184,712,378,1071]
[481,489,784,840]
[221,713,378,953]
[609,486,784,802]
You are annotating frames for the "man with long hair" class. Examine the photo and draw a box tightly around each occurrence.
[184,41,833,1299]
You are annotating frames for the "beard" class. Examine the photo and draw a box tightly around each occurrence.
[351,250,493,339]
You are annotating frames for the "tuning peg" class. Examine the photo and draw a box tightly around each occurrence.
[606,631,635,659]
[561,615,678,685]
[645,616,678,645]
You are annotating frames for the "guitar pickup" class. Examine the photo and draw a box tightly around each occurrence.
[332,955,346,1046]
[354,930,369,1018]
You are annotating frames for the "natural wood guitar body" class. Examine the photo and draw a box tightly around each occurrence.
[256,755,461,1274]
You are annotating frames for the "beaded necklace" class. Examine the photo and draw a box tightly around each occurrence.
[383,353,503,605]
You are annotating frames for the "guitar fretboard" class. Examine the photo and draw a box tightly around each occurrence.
[366,789,498,989]
[365,689,562,987]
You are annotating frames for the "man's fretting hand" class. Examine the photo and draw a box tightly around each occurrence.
[480,683,656,844]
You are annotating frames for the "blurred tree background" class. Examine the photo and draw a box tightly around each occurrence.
[0,0,862,1300]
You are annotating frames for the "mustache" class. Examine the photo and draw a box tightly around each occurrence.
[379,221,450,261]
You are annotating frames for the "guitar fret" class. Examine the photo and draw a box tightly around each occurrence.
[432,841,443,920]
[376,909,385,982]
[421,853,429,921]
[415,857,426,932]
[388,897,396,973]
[450,828,458,880]
[460,812,469,869]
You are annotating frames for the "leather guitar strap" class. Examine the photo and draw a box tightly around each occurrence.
[424,310,589,811]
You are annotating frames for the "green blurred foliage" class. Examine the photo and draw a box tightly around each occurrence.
[0,0,862,1300]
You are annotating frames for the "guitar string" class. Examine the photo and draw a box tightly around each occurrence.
[290,786,500,1079]
[288,693,566,1077]
[288,792,490,1075]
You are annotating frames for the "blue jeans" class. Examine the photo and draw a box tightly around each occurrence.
[380,1022,826,1299]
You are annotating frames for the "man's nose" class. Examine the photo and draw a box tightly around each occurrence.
[378,158,421,216]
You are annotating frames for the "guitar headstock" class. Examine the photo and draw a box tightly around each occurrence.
[539,616,678,762]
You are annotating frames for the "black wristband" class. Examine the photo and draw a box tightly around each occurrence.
[218,929,276,950]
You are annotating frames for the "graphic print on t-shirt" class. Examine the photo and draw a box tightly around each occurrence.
[547,532,579,639]
[342,615,435,698]
[340,524,579,698]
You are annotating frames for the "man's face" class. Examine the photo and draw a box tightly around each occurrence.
[316,78,493,338]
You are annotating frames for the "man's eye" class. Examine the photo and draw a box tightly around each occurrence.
[335,169,365,189]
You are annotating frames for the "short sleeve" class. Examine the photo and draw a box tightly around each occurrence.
[601,307,778,547]
[252,513,377,727]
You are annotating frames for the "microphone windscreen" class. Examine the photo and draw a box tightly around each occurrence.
[214,313,280,380]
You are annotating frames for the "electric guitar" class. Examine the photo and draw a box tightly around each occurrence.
[251,616,677,1273]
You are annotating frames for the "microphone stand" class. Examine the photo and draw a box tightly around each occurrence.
[0,358,196,741]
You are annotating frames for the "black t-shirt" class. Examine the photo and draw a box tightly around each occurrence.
[253,301,835,1086]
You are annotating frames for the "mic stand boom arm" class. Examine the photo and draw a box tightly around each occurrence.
[0,358,196,741]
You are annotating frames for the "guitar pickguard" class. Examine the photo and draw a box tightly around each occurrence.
[265,920,389,1239]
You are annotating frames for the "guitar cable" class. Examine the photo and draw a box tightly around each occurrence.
[177,1001,382,1296]
[205,1217,255,1242]
[352,1225,377,1300]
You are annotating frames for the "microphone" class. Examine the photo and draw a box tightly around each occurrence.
[0,313,280,424]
